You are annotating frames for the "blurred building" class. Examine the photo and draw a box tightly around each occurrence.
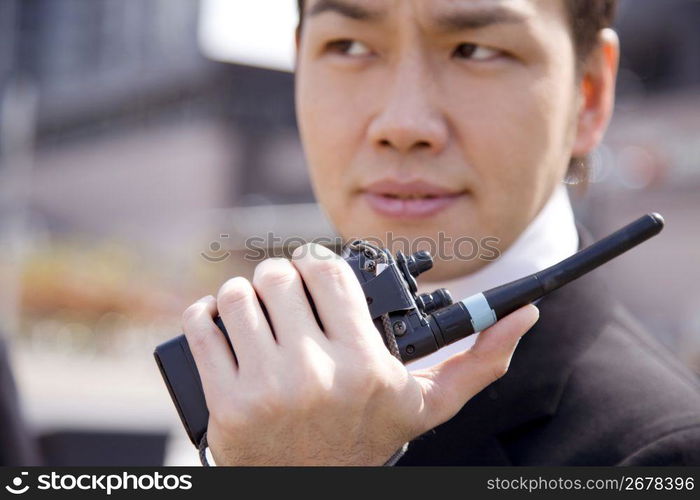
[1,0,313,250]
[5,0,210,143]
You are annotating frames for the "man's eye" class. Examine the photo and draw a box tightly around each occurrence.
[325,39,372,57]
[453,43,502,61]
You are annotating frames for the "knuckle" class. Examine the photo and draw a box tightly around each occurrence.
[253,259,298,290]
[468,350,511,382]
[217,277,253,313]
[292,242,322,263]
[182,305,213,348]
[181,302,203,327]
[489,358,510,381]
[185,325,209,353]
[307,253,349,282]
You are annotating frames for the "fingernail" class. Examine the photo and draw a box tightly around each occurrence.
[292,244,306,259]
[529,304,540,319]
[525,304,540,329]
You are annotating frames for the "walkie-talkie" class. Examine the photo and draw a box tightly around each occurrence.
[154,213,664,448]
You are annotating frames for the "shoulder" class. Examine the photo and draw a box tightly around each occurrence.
[559,301,700,464]
[617,425,700,465]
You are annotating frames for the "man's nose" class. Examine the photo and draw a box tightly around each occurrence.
[367,62,448,155]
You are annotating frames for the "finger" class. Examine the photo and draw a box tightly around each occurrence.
[182,295,238,408]
[291,243,377,345]
[414,304,540,429]
[217,276,277,372]
[252,258,326,347]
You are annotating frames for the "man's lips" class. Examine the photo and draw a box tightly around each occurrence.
[361,179,467,218]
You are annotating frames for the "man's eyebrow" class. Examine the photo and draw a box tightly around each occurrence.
[307,0,384,22]
[434,6,527,32]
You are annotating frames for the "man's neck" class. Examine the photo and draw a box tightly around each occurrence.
[409,184,579,370]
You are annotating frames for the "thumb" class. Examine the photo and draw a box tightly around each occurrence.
[413,304,540,431]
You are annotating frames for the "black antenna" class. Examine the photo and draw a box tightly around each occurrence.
[431,213,665,346]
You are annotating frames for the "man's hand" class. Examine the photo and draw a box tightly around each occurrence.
[182,244,539,465]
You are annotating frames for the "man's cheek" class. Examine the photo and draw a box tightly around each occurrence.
[479,109,555,186]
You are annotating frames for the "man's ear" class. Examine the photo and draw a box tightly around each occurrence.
[571,28,620,158]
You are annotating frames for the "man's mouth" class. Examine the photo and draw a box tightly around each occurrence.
[361,179,467,219]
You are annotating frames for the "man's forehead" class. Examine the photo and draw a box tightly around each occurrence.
[304,0,546,28]
[305,0,537,16]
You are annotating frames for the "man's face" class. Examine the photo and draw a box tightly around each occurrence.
[295,0,582,281]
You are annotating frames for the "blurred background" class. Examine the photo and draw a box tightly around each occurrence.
[0,0,698,465]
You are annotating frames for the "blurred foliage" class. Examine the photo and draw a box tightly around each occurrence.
[2,235,257,355]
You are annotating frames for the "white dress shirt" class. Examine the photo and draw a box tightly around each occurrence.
[406,183,580,371]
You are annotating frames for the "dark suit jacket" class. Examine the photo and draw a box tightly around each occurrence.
[397,223,700,465]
